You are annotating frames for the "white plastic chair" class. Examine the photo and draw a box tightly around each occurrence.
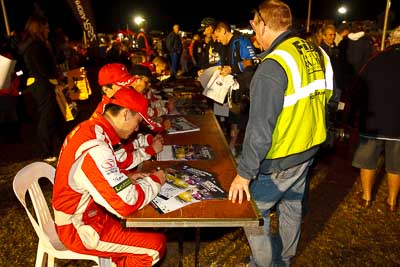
[13,161,113,267]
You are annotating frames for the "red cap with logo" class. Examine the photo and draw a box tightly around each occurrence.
[108,88,158,128]
[98,63,138,87]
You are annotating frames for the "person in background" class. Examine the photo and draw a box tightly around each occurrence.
[196,17,227,135]
[18,14,62,163]
[346,23,374,73]
[53,88,166,267]
[334,23,350,47]
[320,23,352,135]
[148,55,171,80]
[165,24,182,78]
[228,0,334,266]
[320,24,339,61]
[52,27,70,72]
[213,21,257,157]
[302,27,323,47]
[130,63,177,121]
[351,26,400,213]
[344,24,374,129]
[136,23,155,62]
[180,36,190,76]
[94,63,164,170]
[198,17,222,71]
[189,33,203,76]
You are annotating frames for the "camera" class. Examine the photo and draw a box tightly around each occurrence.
[252,57,261,66]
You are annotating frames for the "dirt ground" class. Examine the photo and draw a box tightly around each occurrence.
[0,76,399,266]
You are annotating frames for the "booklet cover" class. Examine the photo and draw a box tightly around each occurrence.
[198,66,239,104]
[157,144,215,161]
[198,66,219,89]
[166,116,200,135]
[151,164,227,214]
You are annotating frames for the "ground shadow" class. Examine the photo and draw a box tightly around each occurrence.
[296,128,391,260]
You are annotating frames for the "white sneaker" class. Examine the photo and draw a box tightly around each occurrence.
[43,156,57,163]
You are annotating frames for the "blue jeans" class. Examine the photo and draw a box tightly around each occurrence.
[169,52,180,76]
[244,159,312,267]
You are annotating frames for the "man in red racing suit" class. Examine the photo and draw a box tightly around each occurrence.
[53,88,166,266]
[93,63,165,171]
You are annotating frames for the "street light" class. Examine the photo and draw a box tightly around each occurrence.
[337,6,347,15]
[337,5,348,24]
[134,16,145,27]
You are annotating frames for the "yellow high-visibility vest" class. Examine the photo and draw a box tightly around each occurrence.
[263,37,334,159]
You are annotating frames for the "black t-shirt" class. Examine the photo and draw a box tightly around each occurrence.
[199,39,222,69]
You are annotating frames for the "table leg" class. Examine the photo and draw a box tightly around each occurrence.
[195,227,200,267]
[178,230,183,267]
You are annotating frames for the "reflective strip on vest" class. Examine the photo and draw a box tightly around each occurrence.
[269,49,334,108]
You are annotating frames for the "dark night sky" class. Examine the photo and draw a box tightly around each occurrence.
[1,0,398,39]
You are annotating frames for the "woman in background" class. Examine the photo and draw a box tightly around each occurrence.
[19,14,61,162]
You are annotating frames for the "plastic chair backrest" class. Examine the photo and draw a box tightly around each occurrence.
[13,162,62,250]
[13,162,113,266]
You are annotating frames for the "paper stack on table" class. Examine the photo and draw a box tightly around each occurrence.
[165,116,200,134]
[151,164,227,214]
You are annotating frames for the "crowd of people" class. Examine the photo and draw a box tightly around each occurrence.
[1,0,400,266]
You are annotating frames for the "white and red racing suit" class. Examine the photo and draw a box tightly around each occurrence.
[93,95,161,171]
[53,114,165,267]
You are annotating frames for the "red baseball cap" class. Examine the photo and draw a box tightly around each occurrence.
[98,63,138,86]
[108,88,157,127]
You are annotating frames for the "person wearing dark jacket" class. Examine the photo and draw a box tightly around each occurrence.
[198,17,222,70]
[214,21,257,156]
[19,15,61,162]
[165,24,182,77]
[352,26,400,213]
[346,30,374,73]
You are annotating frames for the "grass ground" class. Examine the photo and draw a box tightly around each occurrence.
[1,137,399,267]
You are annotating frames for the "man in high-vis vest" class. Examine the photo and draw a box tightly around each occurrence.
[228,0,335,266]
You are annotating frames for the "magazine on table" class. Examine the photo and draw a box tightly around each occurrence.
[175,98,209,115]
[166,116,200,134]
[151,164,227,214]
[157,144,215,161]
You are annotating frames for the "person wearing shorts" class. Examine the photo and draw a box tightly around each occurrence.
[351,26,400,212]
[352,136,400,211]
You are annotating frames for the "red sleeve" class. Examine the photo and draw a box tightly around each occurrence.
[146,134,154,144]
[149,174,161,184]
[145,145,156,156]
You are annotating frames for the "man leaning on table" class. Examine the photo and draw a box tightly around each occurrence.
[53,88,166,267]
[228,0,335,266]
